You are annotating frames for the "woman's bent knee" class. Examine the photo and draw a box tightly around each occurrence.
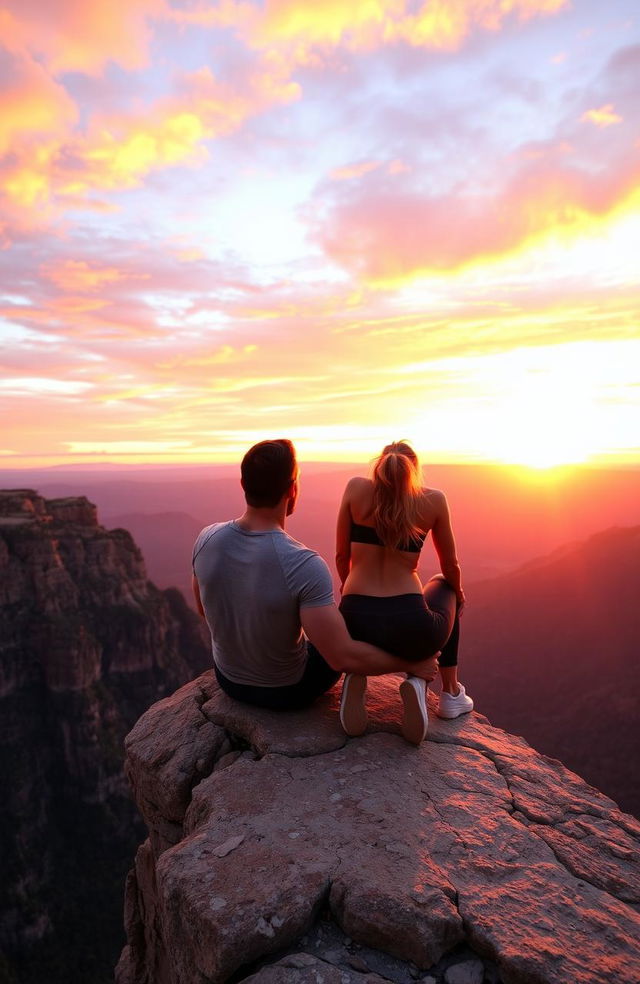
[424,573,455,594]
[423,575,457,620]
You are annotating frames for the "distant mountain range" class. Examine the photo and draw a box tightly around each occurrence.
[104,510,204,603]
[460,525,640,818]
[30,460,631,606]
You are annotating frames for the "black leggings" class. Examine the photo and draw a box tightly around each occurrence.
[339,574,459,668]
[214,642,341,711]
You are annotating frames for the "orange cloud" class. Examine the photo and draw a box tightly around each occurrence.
[49,296,109,315]
[388,159,410,175]
[41,260,146,293]
[0,52,301,239]
[163,0,570,56]
[173,248,207,263]
[180,61,300,131]
[0,52,77,157]
[331,160,382,181]
[0,107,211,239]
[0,0,164,75]
[74,60,300,192]
[0,49,77,234]
[254,0,569,52]
[158,344,259,371]
[329,159,410,183]
[82,112,209,190]
[581,104,623,127]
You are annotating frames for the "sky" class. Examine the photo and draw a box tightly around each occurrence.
[1,0,639,469]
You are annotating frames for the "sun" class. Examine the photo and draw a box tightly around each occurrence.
[483,370,594,469]
[455,343,616,470]
[487,395,593,469]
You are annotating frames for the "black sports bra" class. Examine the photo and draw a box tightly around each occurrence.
[350,521,426,553]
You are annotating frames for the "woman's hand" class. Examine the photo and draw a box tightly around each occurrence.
[457,589,466,615]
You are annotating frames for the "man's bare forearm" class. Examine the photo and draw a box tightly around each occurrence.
[340,641,438,681]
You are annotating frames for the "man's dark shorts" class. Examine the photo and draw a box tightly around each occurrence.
[214,643,341,711]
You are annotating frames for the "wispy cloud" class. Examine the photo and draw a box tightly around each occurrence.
[581,103,623,126]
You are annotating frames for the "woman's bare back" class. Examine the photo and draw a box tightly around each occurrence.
[336,477,454,597]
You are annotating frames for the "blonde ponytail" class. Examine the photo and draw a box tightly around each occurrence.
[371,441,424,549]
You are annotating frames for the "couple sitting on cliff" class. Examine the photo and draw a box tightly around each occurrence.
[192,439,473,745]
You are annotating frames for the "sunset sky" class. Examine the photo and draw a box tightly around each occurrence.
[1,0,639,468]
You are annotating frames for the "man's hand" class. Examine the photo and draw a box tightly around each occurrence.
[302,603,436,678]
[406,654,439,682]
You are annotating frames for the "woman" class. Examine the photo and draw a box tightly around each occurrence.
[335,440,473,744]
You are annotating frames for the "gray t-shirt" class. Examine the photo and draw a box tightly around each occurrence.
[192,521,335,687]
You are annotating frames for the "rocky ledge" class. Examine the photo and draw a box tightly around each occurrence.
[118,673,640,984]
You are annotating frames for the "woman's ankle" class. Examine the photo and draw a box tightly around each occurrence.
[439,668,460,695]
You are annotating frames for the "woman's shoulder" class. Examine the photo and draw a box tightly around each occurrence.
[344,475,373,495]
[420,485,445,499]
[343,476,374,515]
[418,487,448,515]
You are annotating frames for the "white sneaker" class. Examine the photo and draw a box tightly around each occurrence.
[339,674,368,736]
[437,683,474,719]
[399,676,428,745]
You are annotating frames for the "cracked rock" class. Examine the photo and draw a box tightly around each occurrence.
[117,672,640,984]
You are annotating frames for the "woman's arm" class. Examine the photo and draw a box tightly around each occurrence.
[335,481,354,589]
[430,491,465,608]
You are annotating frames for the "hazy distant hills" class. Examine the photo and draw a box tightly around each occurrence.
[104,511,205,600]
[461,525,640,818]
[8,460,636,606]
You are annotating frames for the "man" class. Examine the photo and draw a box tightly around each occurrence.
[192,439,438,734]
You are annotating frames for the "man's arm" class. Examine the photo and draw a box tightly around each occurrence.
[192,574,205,617]
[301,603,439,681]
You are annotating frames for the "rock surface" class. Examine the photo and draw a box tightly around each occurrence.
[0,489,212,983]
[118,672,640,984]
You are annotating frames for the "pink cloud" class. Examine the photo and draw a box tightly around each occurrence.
[40,259,145,293]
[313,154,640,279]
[387,159,410,175]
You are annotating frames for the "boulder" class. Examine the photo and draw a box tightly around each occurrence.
[118,672,640,984]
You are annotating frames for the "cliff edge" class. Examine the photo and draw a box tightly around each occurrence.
[118,673,640,984]
[0,489,211,982]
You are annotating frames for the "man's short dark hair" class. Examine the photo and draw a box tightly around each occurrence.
[241,439,297,508]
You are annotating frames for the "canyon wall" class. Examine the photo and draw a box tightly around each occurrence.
[0,490,211,984]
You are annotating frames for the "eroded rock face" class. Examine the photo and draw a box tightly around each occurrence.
[0,489,212,982]
[118,673,640,984]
